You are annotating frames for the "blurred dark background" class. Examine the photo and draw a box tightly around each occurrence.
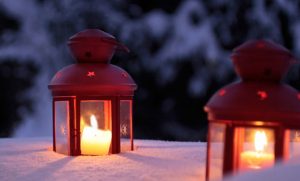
[1,0,300,140]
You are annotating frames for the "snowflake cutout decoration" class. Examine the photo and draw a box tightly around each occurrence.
[257,90,267,100]
[120,124,128,136]
[60,124,66,135]
[87,71,96,77]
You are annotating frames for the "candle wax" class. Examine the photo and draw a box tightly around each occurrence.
[240,151,274,170]
[81,126,112,156]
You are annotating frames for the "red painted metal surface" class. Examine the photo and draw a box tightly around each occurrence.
[205,82,300,123]
[68,29,129,63]
[231,39,295,82]
[49,29,137,156]
[204,40,300,180]
[49,64,136,96]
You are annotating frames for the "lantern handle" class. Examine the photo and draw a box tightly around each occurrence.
[101,38,130,53]
[116,42,130,53]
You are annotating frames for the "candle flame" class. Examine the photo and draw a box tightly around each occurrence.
[90,115,98,129]
[254,131,267,152]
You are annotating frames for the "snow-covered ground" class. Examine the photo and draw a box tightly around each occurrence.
[0,138,206,181]
[2,137,300,181]
[224,158,300,181]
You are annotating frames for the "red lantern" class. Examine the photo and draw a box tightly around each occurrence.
[205,40,300,180]
[48,29,137,156]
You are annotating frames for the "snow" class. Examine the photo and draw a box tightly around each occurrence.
[0,138,206,181]
[224,160,300,181]
[2,138,300,181]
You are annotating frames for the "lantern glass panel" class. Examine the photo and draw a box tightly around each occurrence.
[80,100,112,155]
[285,130,300,161]
[208,123,225,180]
[120,100,132,152]
[235,127,275,171]
[54,101,69,155]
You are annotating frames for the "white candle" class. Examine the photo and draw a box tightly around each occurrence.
[240,130,274,169]
[240,151,274,169]
[81,115,112,155]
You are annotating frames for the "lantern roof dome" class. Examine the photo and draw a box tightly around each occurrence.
[231,40,296,82]
[68,29,129,64]
[232,39,292,56]
[205,82,300,124]
[48,64,137,96]
[69,29,116,42]
[205,40,300,124]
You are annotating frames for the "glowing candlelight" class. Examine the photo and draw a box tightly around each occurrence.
[80,115,112,155]
[254,131,267,152]
[240,130,274,170]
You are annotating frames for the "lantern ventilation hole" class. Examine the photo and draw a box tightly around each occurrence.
[55,72,62,79]
[85,51,92,58]
[87,71,96,77]
[122,72,128,78]
[218,89,226,96]
[297,93,300,100]
[256,41,265,48]
[257,90,268,100]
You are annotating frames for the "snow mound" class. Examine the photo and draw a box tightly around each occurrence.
[225,161,300,181]
[0,138,206,181]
